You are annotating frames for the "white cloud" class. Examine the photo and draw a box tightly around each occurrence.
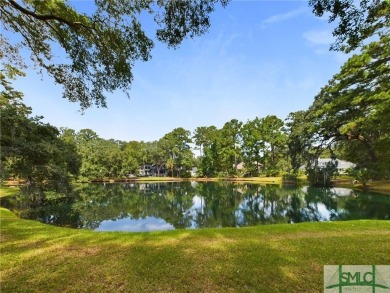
[314,48,329,55]
[302,29,350,64]
[302,29,334,45]
[261,7,307,26]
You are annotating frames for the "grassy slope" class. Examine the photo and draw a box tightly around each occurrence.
[361,180,390,193]
[0,186,19,198]
[1,208,389,292]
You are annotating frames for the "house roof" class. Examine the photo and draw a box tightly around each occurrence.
[300,158,356,170]
[317,158,356,169]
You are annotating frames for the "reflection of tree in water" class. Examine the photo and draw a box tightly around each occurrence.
[285,192,325,223]
[159,181,195,228]
[5,181,83,228]
[263,185,290,224]
[238,185,298,225]
[302,187,390,221]
[194,182,244,228]
[3,182,390,231]
[239,185,371,224]
[338,190,390,220]
[72,182,195,229]
[304,187,339,221]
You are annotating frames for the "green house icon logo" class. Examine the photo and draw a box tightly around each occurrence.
[324,265,390,293]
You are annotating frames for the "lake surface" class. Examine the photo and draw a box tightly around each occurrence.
[2,182,389,232]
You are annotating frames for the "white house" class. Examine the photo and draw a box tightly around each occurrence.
[300,158,356,174]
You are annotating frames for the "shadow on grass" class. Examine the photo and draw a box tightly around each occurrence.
[1,209,390,292]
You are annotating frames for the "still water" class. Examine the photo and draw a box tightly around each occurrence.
[2,182,389,232]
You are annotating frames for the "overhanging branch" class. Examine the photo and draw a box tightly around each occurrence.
[7,0,92,30]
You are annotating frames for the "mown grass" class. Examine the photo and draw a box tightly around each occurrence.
[364,180,390,193]
[332,179,390,194]
[89,176,285,183]
[0,186,19,198]
[1,207,389,292]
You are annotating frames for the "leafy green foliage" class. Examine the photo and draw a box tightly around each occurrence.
[218,119,242,176]
[285,111,314,174]
[307,32,390,178]
[259,115,287,176]
[161,127,193,177]
[241,118,264,176]
[347,166,377,188]
[241,116,288,177]
[75,129,132,180]
[285,10,390,183]
[194,126,219,177]
[309,0,390,52]
[306,159,338,187]
[0,78,80,184]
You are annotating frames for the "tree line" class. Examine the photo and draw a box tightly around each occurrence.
[1,87,290,182]
[2,57,389,185]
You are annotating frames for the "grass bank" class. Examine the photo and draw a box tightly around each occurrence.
[1,208,389,292]
[88,177,390,193]
[332,179,390,194]
[3,177,390,197]
[366,180,390,193]
[0,186,19,198]
[87,176,285,184]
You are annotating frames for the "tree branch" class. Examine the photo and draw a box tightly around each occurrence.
[8,0,92,29]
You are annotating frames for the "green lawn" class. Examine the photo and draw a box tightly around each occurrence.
[0,186,19,198]
[1,207,389,292]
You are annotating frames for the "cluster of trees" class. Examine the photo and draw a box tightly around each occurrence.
[1,0,389,186]
[0,77,80,187]
[286,7,390,185]
[1,102,290,182]
[194,116,288,177]
[0,77,290,182]
[60,127,195,180]
[2,36,390,183]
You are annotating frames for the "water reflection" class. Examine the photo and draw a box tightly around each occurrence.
[96,217,174,232]
[2,182,389,232]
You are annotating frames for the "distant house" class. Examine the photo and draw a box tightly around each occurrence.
[138,164,152,176]
[138,164,166,177]
[234,162,262,172]
[300,158,355,174]
[190,167,198,177]
[236,162,245,171]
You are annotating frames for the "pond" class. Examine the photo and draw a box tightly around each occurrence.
[2,181,390,232]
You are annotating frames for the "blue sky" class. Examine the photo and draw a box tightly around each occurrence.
[11,1,348,142]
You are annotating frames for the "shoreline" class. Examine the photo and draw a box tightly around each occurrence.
[1,208,389,292]
[3,177,390,194]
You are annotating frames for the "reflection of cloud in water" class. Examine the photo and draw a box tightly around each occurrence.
[191,195,204,211]
[96,217,174,232]
[185,195,205,228]
[316,203,331,221]
[301,186,354,197]
[330,188,353,197]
